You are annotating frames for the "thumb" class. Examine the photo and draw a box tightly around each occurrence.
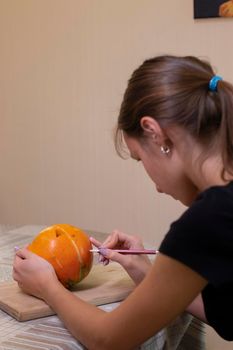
[99,248,128,266]
[15,247,32,259]
[89,237,102,248]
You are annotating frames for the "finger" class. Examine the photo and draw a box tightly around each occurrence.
[103,259,109,266]
[96,229,127,249]
[12,264,22,283]
[98,254,104,263]
[101,230,122,248]
[17,281,23,288]
[13,254,24,270]
[110,230,139,246]
[99,248,128,266]
[98,253,110,266]
[12,268,18,281]
[96,253,110,265]
[111,230,144,249]
[89,237,102,248]
[15,248,31,259]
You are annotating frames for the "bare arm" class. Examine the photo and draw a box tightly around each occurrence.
[186,293,207,323]
[13,249,207,350]
[91,231,208,323]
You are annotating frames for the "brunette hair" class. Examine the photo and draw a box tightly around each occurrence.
[115,55,233,176]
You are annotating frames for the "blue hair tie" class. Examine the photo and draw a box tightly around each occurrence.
[208,75,222,92]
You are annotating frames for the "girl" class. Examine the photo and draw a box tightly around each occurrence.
[13,55,233,349]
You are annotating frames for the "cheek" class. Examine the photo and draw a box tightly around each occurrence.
[141,160,158,183]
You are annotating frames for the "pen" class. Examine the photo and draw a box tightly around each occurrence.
[89,249,158,255]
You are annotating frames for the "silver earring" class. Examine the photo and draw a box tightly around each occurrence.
[160,145,170,155]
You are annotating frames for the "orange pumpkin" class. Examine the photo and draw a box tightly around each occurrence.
[28,224,93,289]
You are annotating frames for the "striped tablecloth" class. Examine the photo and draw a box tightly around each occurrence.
[0,225,206,350]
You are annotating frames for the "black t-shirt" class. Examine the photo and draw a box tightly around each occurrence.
[159,182,233,341]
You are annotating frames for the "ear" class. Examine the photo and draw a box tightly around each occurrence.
[140,116,167,145]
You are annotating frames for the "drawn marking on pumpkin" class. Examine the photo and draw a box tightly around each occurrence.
[54,257,64,269]
[57,225,84,266]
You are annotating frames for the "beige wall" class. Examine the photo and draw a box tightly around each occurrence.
[0,1,233,348]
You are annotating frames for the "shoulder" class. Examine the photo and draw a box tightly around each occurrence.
[168,182,233,239]
[159,182,233,284]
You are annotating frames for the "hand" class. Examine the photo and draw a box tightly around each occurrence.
[219,0,233,17]
[90,230,152,284]
[13,248,60,299]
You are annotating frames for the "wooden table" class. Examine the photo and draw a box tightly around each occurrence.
[0,225,206,350]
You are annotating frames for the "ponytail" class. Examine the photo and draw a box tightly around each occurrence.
[115,55,233,177]
[218,82,233,178]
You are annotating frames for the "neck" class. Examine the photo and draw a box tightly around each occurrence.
[189,153,232,193]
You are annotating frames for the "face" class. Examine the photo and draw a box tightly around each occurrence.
[123,133,199,206]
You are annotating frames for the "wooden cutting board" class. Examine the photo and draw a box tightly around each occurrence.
[0,263,135,321]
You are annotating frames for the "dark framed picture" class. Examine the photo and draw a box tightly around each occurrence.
[194,0,233,18]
